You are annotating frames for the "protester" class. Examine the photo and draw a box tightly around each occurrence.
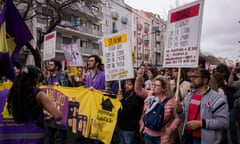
[198,56,218,91]
[0,65,62,144]
[46,59,69,144]
[175,68,229,144]
[14,61,22,77]
[135,67,180,144]
[82,54,105,143]
[215,64,238,144]
[144,67,159,90]
[47,59,69,86]
[117,78,144,144]
[69,66,86,87]
[85,55,105,90]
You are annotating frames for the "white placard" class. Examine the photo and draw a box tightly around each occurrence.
[63,43,83,66]
[163,0,204,68]
[102,30,134,81]
[43,31,56,61]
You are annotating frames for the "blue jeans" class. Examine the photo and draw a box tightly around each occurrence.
[143,133,160,144]
[193,137,201,144]
[119,130,139,144]
[229,108,239,144]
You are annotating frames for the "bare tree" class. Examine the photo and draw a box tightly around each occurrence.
[14,0,83,67]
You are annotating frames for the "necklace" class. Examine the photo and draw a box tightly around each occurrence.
[91,71,98,81]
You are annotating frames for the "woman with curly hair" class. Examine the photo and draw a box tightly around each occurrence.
[0,65,62,144]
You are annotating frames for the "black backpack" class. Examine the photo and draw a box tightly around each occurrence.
[143,98,169,130]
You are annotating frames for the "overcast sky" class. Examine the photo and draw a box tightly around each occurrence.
[124,0,240,61]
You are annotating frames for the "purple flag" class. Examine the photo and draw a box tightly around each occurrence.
[0,0,33,81]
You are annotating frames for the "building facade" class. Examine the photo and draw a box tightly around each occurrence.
[7,0,166,68]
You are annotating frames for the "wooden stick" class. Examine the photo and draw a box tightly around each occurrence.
[118,80,121,90]
[175,67,181,101]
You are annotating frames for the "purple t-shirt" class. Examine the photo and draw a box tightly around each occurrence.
[85,71,105,90]
[47,72,61,85]
[0,90,45,144]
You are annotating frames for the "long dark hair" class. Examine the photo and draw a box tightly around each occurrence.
[7,65,42,123]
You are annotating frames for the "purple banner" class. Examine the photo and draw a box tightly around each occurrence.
[41,88,69,125]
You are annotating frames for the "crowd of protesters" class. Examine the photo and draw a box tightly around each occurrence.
[1,55,240,144]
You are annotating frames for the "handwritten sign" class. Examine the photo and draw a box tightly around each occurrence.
[43,31,56,61]
[163,1,204,68]
[63,43,83,66]
[102,31,134,81]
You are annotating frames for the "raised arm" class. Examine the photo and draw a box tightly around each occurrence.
[134,68,149,99]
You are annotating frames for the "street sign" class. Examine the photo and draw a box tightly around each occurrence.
[43,31,56,61]
[163,0,204,68]
[102,30,134,81]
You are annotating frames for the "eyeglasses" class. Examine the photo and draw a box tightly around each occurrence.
[153,84,162,88]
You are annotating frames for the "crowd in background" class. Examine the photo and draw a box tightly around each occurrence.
[1,55,240,144]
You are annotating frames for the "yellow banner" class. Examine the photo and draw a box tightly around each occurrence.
[0,82,12,90]
[0,83,121,144]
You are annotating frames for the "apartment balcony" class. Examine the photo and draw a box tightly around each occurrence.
[144,26,149,33]
[137,38,142,44]
[143,39,149,46]
[156,35,161,42]
[75,26,103,37]
[137,24,142,30]
[80,47,100,56]
[56,21,103,40]
[70,3,103,20]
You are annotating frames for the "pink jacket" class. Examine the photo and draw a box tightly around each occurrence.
[135,79,181,144]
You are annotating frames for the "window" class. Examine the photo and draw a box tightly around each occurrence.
[81,20,87,27]
[62,37,72,44]
[134,31,136,37]
[105,20,109,27]
[144,23,149,28]
[92,43,99,49]
[112,22,117,33]
[80,40,87,48]
[92,24,99,30]
[62,14,72,23]
[156,53,161,65]
[36,5,54,24]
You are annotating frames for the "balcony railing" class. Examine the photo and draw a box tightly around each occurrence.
[71,3,103,19]
[58,21,103,37]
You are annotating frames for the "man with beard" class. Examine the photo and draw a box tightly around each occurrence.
[45,59,69,144]
[47,59,69,86]
[85,55,105,90]
[175,68,229,144]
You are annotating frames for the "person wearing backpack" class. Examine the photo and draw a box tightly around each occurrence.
[135,68,181,144]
